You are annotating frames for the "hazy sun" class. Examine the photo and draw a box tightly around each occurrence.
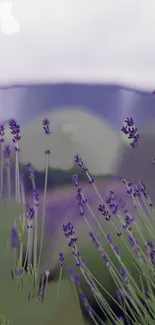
[0,1,20,35]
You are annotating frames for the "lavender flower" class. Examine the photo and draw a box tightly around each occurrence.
[0,124,5,143]
[74,154,88,173]
[121,117,139,148]
[42,118,51,135]
[3,145,11,159]
[120,267,128,284]
[26,163,35,181]
[106,190,118,215]
[89,232,100,248]
[113,245,120,255]
[26,206,35,220]
[9,119,21,151]
[148,250,155,264]
[88,177,94,184]
[62,222,75,238]
[98,204,110,220]
[76,187,87,216]
[79,290,92,316]
[128,235,135,248]
[106,233,112,244]
[63,222,81,267]
[116,289,123,300]
[120,267,126,277]
[10,225,19,248]
[32,188,39,207]
[67,267,93,316]
[59,252,64,267]
[44,149,51,155]
[72,174,80,187]
[103,254,110,268]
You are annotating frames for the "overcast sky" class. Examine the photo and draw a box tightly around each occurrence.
[0,0,155,90]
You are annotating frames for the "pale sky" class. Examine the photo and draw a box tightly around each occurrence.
[0,0,155,90]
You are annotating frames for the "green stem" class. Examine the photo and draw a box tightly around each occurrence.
[15,150,20,203]
[6,164,11,199]
[38,154,49,271]
[0,142,4,198]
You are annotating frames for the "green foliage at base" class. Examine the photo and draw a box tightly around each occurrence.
[0,199,86,325]
[1,277,86,325]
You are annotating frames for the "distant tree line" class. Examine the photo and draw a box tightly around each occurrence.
[19,163,113,192]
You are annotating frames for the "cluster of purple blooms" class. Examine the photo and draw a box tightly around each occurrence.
[145,240,155,265]
[9,119,21,151]
[42,118,51,135]
[0,125,11,168]
[62,222,81,267]
[98,190,119,220]
[121,117,139,148]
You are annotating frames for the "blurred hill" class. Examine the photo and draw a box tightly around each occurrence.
[3,108,122,175]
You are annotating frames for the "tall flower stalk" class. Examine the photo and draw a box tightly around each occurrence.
[0,124,5,198]
[9,119,21,203]
[38,119,51,271]
[4,145,11,199]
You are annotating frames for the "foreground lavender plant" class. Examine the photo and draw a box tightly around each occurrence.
[2,115,155,325]
[57,118,155,324]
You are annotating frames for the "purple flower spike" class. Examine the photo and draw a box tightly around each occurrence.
[44,149,51,155]
[120,267,126,277]
[26,205,35,220]
[26,163,35,181]
[121,117,139,148]
[9,119,21,150]
[72,174,80,187]
[62,222,75,238]
[106,234,112,244]
[32,188,39,207]
[116,289,123,300]
[11,225,19,248]
[74,154,88,173]
[59,252,64,267]
[4,144,11,159]
[0,124,5,143]
[42,118,51,135]
[120,267,128,284]
[89,231,100,248]
[79,291,92,315]
[67,268,92,315]
[124,117,134,127]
